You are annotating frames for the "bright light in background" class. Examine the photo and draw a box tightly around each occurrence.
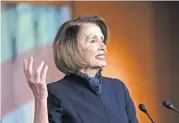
[103,34,159,122]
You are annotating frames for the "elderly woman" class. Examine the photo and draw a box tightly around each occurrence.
[23,15,139,123]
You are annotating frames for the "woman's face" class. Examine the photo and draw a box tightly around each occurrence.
[78,23,107,69]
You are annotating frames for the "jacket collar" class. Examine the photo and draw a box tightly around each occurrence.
[63,71,102,95]
[75,72,101,93]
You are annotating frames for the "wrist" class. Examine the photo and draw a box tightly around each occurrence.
[35,97,47,103]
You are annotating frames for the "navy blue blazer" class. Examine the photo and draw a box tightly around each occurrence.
[47,74,139,123]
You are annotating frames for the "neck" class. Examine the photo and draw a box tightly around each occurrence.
[79,68,99,77]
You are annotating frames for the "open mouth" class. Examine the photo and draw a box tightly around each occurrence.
[96,54,105,60]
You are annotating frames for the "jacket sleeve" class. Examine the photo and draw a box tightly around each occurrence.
[47,89,63,123]
[121,82,139,123]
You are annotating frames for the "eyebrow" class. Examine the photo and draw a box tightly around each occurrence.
[87,34,104,40]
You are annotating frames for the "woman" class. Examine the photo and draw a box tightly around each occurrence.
[23,15,139,123]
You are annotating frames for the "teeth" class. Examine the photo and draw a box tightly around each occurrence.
[96,55,105,59]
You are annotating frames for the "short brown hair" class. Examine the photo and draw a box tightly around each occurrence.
[53,15,109,75]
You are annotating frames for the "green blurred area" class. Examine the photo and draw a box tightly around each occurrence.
[1,3,71,62]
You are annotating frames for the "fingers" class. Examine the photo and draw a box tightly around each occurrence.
[23,59,28,78]
[23,57,48,83]
[23,57,34,79]
[35,61,45,82]
[41,65,48,82]
[28,57,33,75]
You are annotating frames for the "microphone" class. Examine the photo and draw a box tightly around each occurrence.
[162,100,179,114]
[139,104,155,123]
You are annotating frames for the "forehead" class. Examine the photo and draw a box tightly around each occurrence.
[79,23,103,37]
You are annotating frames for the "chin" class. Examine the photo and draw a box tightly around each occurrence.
[96,62,107,68]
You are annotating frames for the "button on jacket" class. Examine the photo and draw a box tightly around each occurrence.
[47,74,139,123]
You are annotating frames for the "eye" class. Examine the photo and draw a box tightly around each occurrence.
[91,40,97,43]
[101,37,104,42]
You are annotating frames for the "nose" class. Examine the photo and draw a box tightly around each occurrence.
[98,41,107,53]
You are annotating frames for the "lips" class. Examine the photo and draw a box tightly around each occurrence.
[96,54,105,60]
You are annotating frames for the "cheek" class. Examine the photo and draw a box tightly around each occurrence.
[83,46,97,57]
[81,44,99,64]
[83,50,96,64]
[85,51,96,61]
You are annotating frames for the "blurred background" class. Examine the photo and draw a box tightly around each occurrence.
[1,1,179,123]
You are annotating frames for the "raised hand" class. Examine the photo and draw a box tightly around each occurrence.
[23,57,48,101]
